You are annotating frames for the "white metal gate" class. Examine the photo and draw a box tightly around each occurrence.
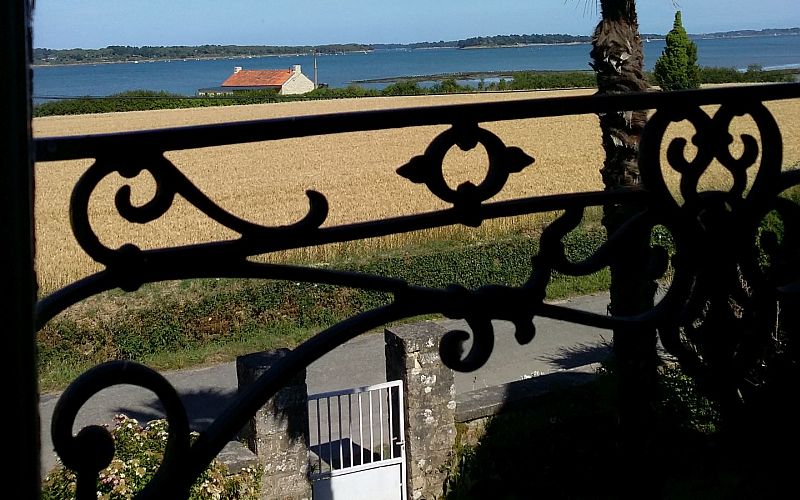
[308,380,407,500]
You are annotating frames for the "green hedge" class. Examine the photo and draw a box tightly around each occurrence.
[35,90,270,116]
[34,66,798,117]
[33,87,384,117]
[37,226,610,375]
[697,65,796,84]
[507,71,596,90]
[38,186,799,385]
[642,65,797,86]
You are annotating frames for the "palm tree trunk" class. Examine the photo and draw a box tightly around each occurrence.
[591,1,650,189]
[590,0,659,479]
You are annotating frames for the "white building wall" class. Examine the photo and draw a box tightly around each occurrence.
[280,72,315,95]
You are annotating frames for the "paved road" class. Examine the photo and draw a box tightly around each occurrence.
[39,292,611,475]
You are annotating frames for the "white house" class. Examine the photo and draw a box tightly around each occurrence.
[217,65,315,95]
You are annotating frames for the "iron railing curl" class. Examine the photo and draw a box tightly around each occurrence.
[34,83,800,498]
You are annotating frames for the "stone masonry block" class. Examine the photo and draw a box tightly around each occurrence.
[237,349,311,500]
[260,473,312,500]
[385,322,457,500]
[258,434,309,463]
[385,321,445,354]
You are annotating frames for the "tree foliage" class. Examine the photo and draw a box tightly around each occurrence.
[457,33,590,48]
[33,44,373,65]
[653,11,700,90]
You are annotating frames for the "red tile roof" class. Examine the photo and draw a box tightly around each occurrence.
[221,69,293,87]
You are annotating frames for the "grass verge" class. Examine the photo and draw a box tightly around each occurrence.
[38,221,610,393]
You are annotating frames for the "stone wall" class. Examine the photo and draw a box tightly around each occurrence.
[237,349,312,500]
[385,322,457,500]
[384,326,601,498]
[233,330,600,500]
[452,364,600,448]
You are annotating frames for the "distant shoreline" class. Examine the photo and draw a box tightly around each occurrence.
[459,41,591,49]
[32,44,593,68]
[32,52,316,68]
[34,28,799,67]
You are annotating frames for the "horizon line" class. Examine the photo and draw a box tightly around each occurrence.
[33,25,800,51]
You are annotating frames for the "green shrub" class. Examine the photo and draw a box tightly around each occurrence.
[305,85,380,99]
[508,71,595,90]
[694,66,796,84]
[653,11,700,90]
[657,364,720,433]
[695,66,743,84]
[430,78,472,94]
[34,90,217,116]
[381,80,426,96]
[33,87,380,117]
[42,414,261,499]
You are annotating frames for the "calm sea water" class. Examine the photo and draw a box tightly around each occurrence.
[33,35,800,100]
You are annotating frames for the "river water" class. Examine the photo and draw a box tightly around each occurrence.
[33,35,800,100]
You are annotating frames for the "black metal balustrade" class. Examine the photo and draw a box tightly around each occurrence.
[5,7,800,496]
[28,82,800,499]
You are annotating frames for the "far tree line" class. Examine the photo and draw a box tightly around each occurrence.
[33,43,373,65]
[34,26,799,65]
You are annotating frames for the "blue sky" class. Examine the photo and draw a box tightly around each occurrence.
[34,1,800,49]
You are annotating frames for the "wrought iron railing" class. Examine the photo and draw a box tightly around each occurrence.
[32,82,800,498]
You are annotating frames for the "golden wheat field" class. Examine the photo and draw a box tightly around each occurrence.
[33,89,800,292]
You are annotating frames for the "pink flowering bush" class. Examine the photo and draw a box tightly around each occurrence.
[42,414,260,499]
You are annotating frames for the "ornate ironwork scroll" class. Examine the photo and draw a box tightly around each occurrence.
[398,123,534,226]
[34,83,800,498]
[640,98,800,406]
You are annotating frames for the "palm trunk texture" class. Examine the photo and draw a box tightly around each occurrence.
[590,0,659,481]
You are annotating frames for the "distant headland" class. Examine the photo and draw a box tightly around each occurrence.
[34,27,799,66]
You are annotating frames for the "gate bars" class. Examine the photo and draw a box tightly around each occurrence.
[308,381,405,479]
